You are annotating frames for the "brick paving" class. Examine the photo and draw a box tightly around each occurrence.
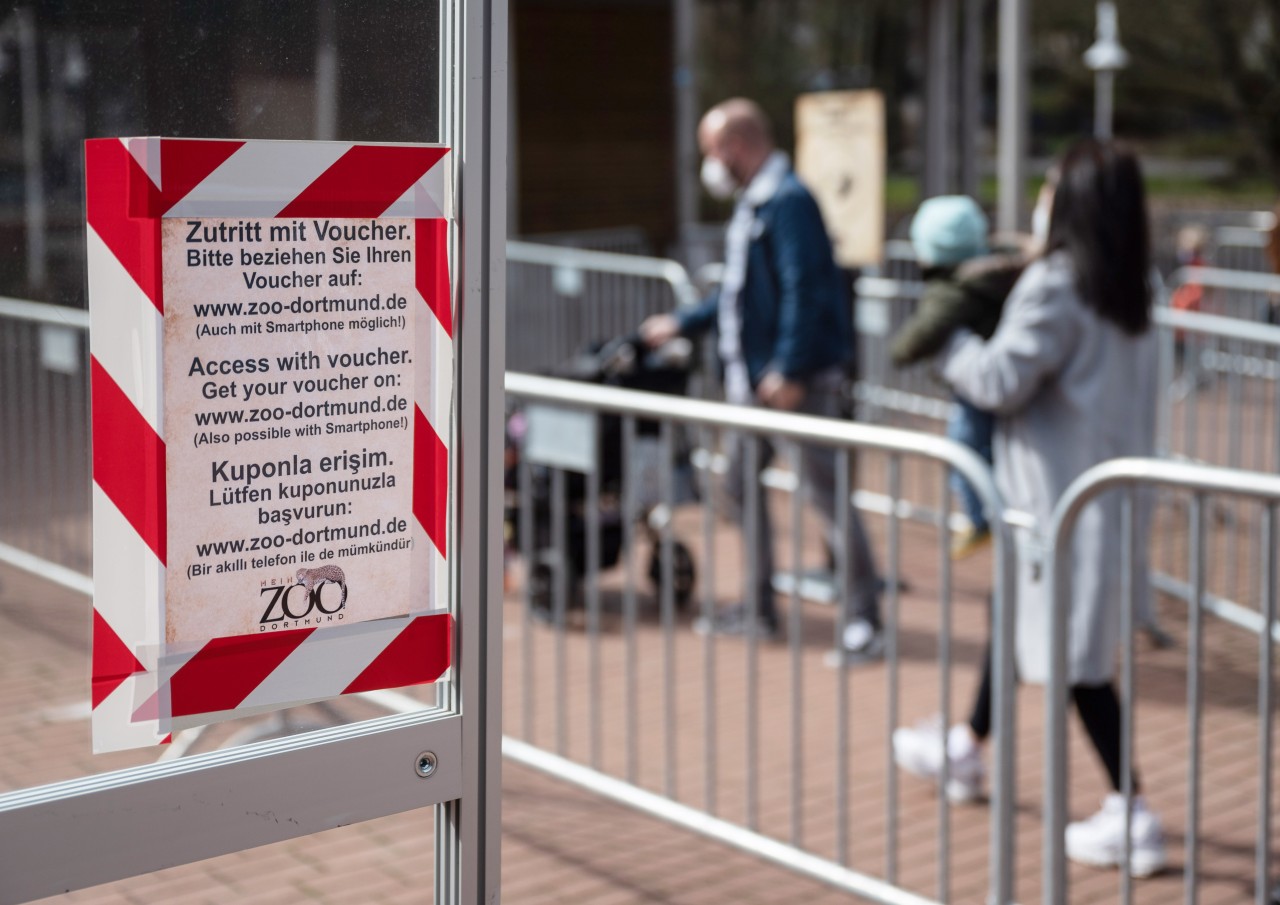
[2,466,1276,903]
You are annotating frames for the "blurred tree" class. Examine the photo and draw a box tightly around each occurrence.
[694,0,1272,195]
[697,0,915,157]
[1031,0,1243,155]
[1196,0,1280,184]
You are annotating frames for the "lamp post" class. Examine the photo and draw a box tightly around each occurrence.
[996,0,1029,233]
[1083,1,1128,141]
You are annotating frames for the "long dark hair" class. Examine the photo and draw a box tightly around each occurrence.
[1046,139,1151,335]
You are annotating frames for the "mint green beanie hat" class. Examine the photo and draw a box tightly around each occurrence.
[910,195,990,267]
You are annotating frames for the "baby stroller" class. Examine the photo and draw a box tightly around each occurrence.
[505,333,699,621]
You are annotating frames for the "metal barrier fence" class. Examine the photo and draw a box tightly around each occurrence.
[506,241,699,374]
[852,275,948,424]
[1148,208,1272,275]
[1044,458,1280,905]
[0,297,91,595]
[865,239,925,284]
[1157,305,1280,481]
[1155,277,1280,638]
[503,371,1019,905]
[503,250,1278,444]
[7,258,1278,621]
[1168,265,1280,322]
[1213,225,1270,274]
[519,226,653,256]
[3,261,1278,902]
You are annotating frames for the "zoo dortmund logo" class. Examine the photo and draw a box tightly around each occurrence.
[259,565,348,629]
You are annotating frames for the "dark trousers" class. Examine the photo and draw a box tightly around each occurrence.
[967,642,1135,793]
[724,377,881,627]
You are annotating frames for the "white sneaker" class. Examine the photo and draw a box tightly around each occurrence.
[891,718,986,803]
[1065,794,1167,878]
[823,618,885,667]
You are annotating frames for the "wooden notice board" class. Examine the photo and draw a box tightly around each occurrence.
[795,91,886,269]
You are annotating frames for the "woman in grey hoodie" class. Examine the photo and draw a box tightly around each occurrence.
[893,139,1167,878]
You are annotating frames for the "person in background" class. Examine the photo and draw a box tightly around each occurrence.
[1264,206,1280,324]
[888,196,1025,558]
[1266,202,1280,277]
[1170,224,1209,324]
[641,98,885,662]
[891,139,1168,878]
[1175,224,1210,271]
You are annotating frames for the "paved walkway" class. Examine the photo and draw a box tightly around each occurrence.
[1,485,1274,903]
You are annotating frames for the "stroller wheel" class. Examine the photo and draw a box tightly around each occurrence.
[648,540,697,610]
[529,550,576,624]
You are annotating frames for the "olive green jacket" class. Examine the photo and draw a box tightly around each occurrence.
[888,253,1026,368]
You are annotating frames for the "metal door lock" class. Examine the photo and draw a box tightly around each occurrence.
[415,751,438,778]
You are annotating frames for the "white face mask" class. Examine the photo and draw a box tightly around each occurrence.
[1031,193,1052,246]
[700,156,738,201]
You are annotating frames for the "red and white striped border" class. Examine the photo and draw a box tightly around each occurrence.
[88,137,454,752]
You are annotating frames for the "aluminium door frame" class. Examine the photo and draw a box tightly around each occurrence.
[0,1,506,902]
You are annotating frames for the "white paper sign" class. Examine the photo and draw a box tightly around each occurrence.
[162,217,419,644]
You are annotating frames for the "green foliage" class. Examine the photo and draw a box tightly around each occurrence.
[697,0,913,153]
[1192,0,1280,181]
[695,0,1280,192]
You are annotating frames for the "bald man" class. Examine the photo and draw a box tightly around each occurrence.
[642,99,883,660]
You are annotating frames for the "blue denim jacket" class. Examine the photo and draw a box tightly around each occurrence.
[678,170,852,388]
